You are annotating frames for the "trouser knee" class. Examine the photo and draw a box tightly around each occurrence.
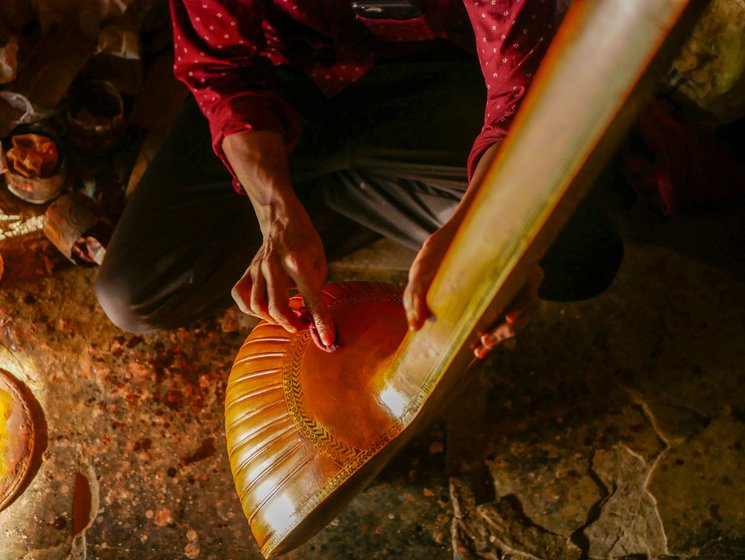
[95,263,156,335]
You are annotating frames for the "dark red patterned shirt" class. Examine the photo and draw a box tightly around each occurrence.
[169,0,555,189]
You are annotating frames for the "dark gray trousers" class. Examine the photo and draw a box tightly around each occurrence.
[96,48,622,334]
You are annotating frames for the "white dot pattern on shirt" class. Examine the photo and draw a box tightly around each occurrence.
[175,0,552,162]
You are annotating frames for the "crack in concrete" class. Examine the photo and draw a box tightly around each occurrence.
[579,390,675,559]
[625,387,712,445]
[627,389,671,454]
[627,393,671,555]
[569,452,611,559]
[496,494,568,540]
[474,511,545,560]
[584,446,667,558]
[617,445,668,558]
[450,475,581,560]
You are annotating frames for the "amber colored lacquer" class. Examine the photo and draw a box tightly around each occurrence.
[225,0,703,556]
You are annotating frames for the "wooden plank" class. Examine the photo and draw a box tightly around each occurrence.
[380,0,706,423]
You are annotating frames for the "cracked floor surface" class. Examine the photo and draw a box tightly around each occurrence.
[0,200,744,560]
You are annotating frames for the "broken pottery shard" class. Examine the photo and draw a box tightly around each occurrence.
[583,445,667,559]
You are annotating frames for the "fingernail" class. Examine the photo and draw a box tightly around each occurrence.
[322,330,334,347]
[309,326,323,350]
[407,313,418,331]
[474,347,487,359]
[481,333,496,347]
[325,343,338,353]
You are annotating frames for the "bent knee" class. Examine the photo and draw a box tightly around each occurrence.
[95,264,157,335]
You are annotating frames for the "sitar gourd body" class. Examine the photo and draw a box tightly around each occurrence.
[225,0,701,555]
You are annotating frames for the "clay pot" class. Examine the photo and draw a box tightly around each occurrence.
[0,369,35,513]
[67,80,126,154]
[0,129,65,204]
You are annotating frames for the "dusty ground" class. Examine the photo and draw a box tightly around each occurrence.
[0,199,744,560]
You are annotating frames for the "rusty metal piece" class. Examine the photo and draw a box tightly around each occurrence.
[0,369,35,513]
[225,0,703,556]
[43,193,110,266]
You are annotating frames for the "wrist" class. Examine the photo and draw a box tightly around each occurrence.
[253,193,311,237]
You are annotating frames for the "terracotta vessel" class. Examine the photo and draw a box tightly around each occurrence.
[0,129,65,205]
[225,0,701,556]
[0,369,35,513]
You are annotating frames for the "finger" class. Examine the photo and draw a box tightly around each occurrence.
[473,322,516,359]
[303,289,336,350]
[471,267,544,359]
[249,266,272,323]
[503,266,544,329]
[285,253,336,349]
[480,322,516,349]
[404,260,434,331]
[504,298,541,332]
[264,262,304,333]
[231,270,253,315]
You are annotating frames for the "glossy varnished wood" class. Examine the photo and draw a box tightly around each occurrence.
[226,283,409,554]
[225,1,702,556]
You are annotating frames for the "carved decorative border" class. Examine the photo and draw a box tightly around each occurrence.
[281,286,403,467]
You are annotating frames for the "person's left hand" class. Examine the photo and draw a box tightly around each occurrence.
[470,265,543,358]
[403,224,543,359]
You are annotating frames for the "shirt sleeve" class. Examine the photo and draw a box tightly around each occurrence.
[463,0,555,180]
[169,0,302,191]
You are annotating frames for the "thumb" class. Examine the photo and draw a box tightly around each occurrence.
[404,258,435,331]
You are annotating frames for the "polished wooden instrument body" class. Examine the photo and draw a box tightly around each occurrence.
[225,0,702,556]
[226,282,409,554]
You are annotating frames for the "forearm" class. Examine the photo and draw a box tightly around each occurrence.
[224,130,334,346]
[445,142,501,231]
[222,130,305,235]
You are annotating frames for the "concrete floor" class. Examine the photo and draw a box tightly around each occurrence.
[1,199,744,559]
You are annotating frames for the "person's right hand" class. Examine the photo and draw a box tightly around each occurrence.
[222,129,336,351]
[231,199,336,351]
